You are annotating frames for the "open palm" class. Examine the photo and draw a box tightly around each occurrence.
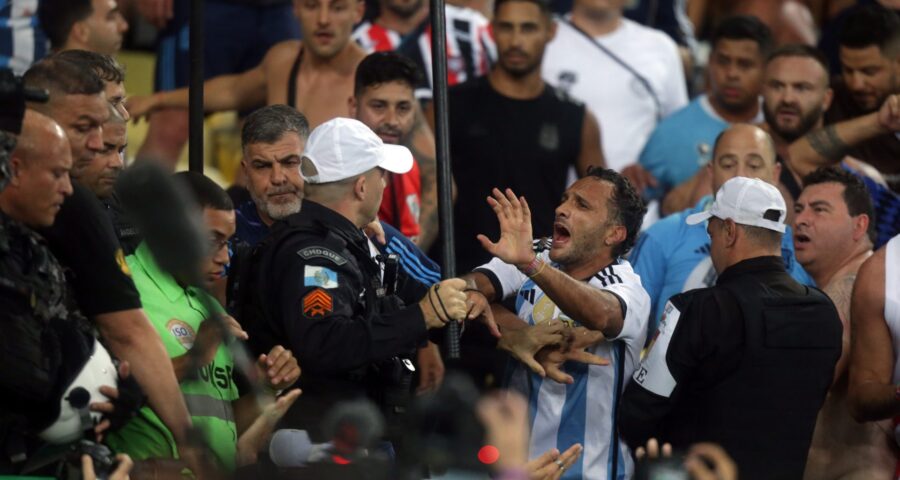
[477,188,535,267]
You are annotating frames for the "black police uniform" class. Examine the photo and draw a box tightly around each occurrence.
[0,211,96,472]
[619,256,842,480]
[239,200,431,440]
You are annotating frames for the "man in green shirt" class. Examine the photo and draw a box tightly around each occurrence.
[106,172,301,473]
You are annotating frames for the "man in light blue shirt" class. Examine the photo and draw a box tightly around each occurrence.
[638,16,771,199]
[632,124,812,333]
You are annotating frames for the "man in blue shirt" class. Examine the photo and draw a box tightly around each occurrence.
[637,16,771,200]
[631,124,812,334]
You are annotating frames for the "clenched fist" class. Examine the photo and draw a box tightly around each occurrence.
[420,278,468,329]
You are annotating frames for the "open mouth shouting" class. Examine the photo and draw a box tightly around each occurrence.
[553,222,571,247]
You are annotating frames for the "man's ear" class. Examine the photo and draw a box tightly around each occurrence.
[724,218,739,247]
[348,96,358,117]
[852,213,871,243]
[605,224,626,248]
[7,155,23,187]
[70,20,90,47]
[353,174,367,201]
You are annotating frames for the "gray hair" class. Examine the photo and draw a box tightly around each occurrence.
[241,104,310,150]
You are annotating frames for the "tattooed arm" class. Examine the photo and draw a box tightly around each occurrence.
[824,274,857,385]
[408,104,440,251]
[788,95,900,178]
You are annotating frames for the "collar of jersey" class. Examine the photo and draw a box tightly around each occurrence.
[132,241,190,303]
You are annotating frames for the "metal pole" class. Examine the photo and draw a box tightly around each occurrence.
[188,0,204,173]
[429,0,460,359]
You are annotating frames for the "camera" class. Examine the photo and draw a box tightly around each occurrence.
[68,440,118,480]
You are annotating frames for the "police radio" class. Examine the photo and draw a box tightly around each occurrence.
[378,254,400,297]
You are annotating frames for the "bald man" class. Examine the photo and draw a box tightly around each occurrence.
[631,124,812,335]
[0,110,73,228]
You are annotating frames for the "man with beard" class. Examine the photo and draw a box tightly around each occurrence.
[789,5,900,192]
[351,52,426,240]
[128,0,444,252]
[233,105,309,248]
[792,167,893,480]
[637,16,769,201]
[461,168,649,479]
[761,44,900,247]
[234,104,444,394]
[432,0,603,273]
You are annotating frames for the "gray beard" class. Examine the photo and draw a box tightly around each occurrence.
[249,190,301,221]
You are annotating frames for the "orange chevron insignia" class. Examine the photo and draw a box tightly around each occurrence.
[303,288,333,318]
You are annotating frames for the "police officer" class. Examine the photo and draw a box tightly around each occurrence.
[0,109,139,472]
[619,177,842,480]
[240,118,469,440]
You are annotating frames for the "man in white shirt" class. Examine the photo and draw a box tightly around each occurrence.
[542,0,688,173]
[462,167,650,479]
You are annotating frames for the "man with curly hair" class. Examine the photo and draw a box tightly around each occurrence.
[462,167,650,479]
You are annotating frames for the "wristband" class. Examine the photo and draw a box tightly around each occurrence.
[519,254,542,277]
[520,254,546,278]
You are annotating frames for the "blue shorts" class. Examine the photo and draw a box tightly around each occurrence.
[154,0,301,91]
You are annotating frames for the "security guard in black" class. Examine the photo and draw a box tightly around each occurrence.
[619,256,841,479]
[242,200,463,439]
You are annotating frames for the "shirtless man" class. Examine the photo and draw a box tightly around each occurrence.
[792,167,893,480]
[129,0,442,250]
[848,232,900,477]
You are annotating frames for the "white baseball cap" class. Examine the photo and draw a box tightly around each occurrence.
[685,177,787,233]
[301,117,413,184]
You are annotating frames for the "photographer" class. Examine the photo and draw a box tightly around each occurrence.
[0,104,138,473]
[21,54,196,463]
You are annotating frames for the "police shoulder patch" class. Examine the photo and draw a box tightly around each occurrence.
[303,288,334,318]
[297,246,348,266]
[304,265,339,288]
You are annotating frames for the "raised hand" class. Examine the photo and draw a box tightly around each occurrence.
[477,188,536,267]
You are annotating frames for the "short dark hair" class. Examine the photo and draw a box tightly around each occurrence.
[38,0,93,50]
[493,0,552,19]
[54,49,126,84]
[23,54,105,97]
[584,166,647,257]
[802,166,875,243]
[174,171,234,211]
[710,15,774,58]
[241,104,310,149]
[839,4,900,53]
[766,43,830,73]
[354,52,422,97]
